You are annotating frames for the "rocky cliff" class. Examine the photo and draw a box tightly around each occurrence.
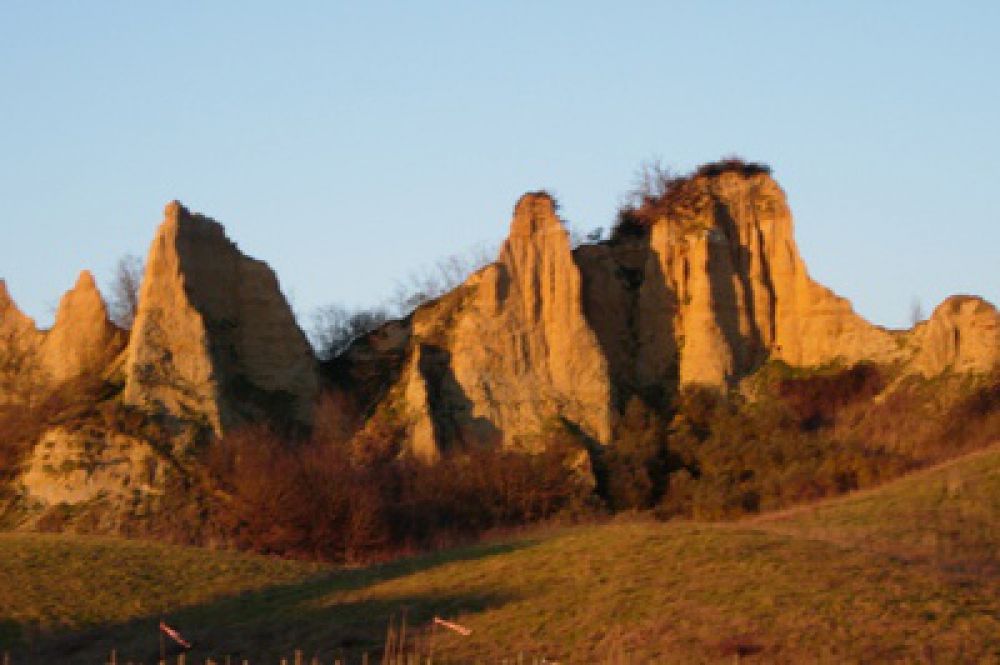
[344,164,997,458]
[358,193,612,459]
[1,274,124,404]
[123,201,319,432]
[578,168,901,397]
[5,202,320,531]
[1,164,997,532]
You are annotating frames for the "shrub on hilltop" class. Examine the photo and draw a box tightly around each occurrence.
[613,157,772,239]
[204,415,589,563]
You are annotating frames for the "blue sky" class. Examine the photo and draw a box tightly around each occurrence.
[1,2,997,330]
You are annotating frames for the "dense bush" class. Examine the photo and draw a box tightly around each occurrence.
[598,397,674,511]
[205,425,589,563]
[613,157,773,237]
[776,362,885,430]
[853,366,1000,461]
[655,387,909,520]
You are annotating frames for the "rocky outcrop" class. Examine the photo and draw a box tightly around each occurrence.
[6,164,997,476]
[650,171,899,387]
[576,169,902,395]
[445,193,612,448]
[908,296,999,376]
[0,281,37,339]
[19,428,166,520]
[355,193,612,457]
[352,172,999,458]
[40,271,125,383]
[123,201,318,433]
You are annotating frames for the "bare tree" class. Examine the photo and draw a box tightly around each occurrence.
[310,304,389,361]
[567,225,606,249]
[109,254,144,329]
[909,297,926,327]
[389,243,497,316]
[311,243,499,360]
[632,159,675,206]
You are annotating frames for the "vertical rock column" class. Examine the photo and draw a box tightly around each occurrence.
[447,193,612,448]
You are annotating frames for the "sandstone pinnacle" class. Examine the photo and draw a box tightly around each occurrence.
[41,269,123,383]
[123,202,318,433]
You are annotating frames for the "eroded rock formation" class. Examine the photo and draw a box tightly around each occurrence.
[338,171,998,459]
[41,271,125,383]
[2,165,996,479]
[575,169,907,406]
[345,193,612,459]
[19,428,167,526]
[123,201,318,432]
[909,296,1000,377]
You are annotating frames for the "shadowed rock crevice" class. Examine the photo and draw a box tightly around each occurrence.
[415,343,501,453]
[575,234,678,411]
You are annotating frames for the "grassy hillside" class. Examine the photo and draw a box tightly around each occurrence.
[2,444,999,663]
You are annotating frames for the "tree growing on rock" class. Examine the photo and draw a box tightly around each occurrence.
[109,254,144,330]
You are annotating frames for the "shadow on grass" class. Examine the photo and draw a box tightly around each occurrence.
[8,538,535,665]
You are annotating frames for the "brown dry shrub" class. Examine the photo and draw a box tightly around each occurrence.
[613,157,772,236]
[204,424,588,563]
[777,363,885,430]
[846,367,1000,462]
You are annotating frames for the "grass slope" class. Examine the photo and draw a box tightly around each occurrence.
[2,444,999,663]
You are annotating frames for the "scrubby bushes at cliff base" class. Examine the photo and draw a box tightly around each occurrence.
[199,364,999,561]
[204,424,590,563]
[597,364,1000,522]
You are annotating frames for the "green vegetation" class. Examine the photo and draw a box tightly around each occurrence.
[597,364,1000,522]
[3,445,999,663]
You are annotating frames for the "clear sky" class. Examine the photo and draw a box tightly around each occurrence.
[1,2,997,331]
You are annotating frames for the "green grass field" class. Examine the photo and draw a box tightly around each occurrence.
[2,445,999,664]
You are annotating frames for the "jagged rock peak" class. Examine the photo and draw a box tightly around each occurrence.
[508,191,562,237]
[124,201,318,433]
[42,270,123,382]
[159,200,231,246]
[0,280,40,342]
[609,160,901,390]
[164,199,185,219]
[0,280,45,405]
[52,270,106,321]
[401,190,612,453]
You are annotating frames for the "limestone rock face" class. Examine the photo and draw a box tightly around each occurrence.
[19,428,166,517]
[448,194,612,448]
[123,201,318,432]
[634,172,900,389]
[369,193,612,456]
[40,271,124,383]
[909,296,1000,376]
